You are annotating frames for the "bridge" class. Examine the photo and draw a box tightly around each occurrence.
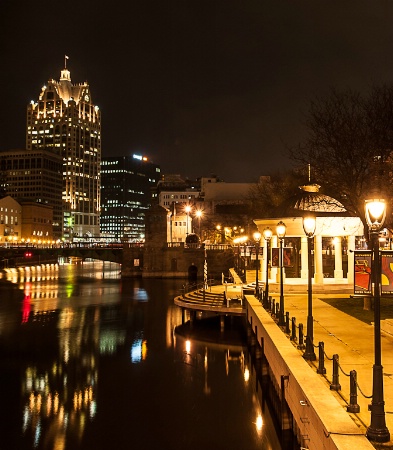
[0,245,124,269]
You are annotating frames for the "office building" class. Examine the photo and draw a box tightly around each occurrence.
[0,149,63,238]
[26,62,101,239]
[100,154,160,242]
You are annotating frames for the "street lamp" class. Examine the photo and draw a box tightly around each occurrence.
[365,197,390,443]
[185,205,192,236]
[253,231,261,295]
[303,215,317,361]
[263,227,273,308]
[276,221,286,326]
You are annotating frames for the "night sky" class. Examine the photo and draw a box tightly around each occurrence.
[1,0,393,181]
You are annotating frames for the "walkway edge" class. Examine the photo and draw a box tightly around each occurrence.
[245,296,375,450]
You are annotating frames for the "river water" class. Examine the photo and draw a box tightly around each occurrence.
[0,261,293,450]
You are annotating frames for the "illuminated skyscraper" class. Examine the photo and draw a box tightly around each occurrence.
[100,155,160,241]
[26,61,101,239]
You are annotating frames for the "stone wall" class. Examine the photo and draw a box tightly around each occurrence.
[122,244,234,280]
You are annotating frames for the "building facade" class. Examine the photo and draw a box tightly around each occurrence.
[0,149,63,237]
[0,196,22,245]
[100,154,160,242]
[26,63,101,239]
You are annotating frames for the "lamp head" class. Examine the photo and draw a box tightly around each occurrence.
[365,198,386,231]
[263,227,273,241]
[253,231,262,243]
[276,221,286,239]
[302,215,316,237]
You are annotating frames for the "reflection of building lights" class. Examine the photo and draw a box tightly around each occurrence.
[185,340,191,353]
[256,414,263,431]
[131,339,142,363]
[244,367,250,382]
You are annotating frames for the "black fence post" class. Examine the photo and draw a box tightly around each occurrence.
[291,317,296,341]
[317,342,326,374]
[298,323,305,349]
[347,370,360,413]
[285,312,290,334]
[330,354,341,391]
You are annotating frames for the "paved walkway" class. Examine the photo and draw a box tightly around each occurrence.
[265,289,393,448]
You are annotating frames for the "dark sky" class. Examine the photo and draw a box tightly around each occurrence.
[1,0,393,182]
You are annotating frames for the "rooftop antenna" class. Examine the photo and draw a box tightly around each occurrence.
[65,55,69,69]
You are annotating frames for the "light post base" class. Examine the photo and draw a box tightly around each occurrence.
[303,336,316,361]
[366,426,390,444]
[366,364,390,443]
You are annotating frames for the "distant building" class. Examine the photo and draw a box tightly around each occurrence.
[100,154,160,242]
[0,196,21,245]
[26,62,101,239]
[0,148,63,238]
[19,200,54,245]
[157,174,200,209]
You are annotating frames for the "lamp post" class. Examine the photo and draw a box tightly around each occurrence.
[303,215,317,361]
[276,221,286,326]
[263,227,272,308]
[185,205,192,236]
[253,231,261,295]
[365,197,390,443]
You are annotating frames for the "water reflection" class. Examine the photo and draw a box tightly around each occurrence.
[174,319,282,450]
[0,263,285,450]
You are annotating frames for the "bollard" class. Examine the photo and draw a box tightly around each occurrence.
[330,354,341,391]
[272,299,276,316]
[275,302,279,318]
[347,370,360,413]
[285,311,290,334]
[317,342,326,374]
[291,317,297,341]
[298,323,305,349]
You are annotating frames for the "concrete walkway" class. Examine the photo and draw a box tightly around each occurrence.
[264,289,393,448]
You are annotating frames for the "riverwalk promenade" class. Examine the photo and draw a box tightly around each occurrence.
[178,272,393,449]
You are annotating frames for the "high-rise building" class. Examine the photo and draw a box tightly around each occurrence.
[26,62,101,239]
[0,148,63,238]
[100,154,160,242]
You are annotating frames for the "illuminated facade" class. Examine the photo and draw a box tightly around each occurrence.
[0,148,63,237]
[100,155,160,241]
[26,64,101,239]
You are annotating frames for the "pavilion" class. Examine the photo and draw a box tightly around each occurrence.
[254,183,364,288]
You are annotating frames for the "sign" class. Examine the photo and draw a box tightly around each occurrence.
[381,251,393,295]
[354,250,393,296]
[271,247,293,267]
[354,251,372,295]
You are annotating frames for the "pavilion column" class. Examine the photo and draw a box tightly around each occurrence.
[271,235,278,282]
[314,235,324,284]
[301,236,308,280]
[334,237,344,279]
[262,237,268,282]
[347,235,355,283]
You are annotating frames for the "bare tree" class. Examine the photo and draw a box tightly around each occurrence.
[247,170,306,218]
[290,86,393,231]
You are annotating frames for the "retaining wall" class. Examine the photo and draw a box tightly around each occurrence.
[245,296,374,450]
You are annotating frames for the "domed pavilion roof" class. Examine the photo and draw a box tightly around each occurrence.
[274,183,347,217]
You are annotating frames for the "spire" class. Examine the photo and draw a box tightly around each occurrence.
[60,55,71,81]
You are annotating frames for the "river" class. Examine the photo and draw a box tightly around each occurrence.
[0,261,295,450]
